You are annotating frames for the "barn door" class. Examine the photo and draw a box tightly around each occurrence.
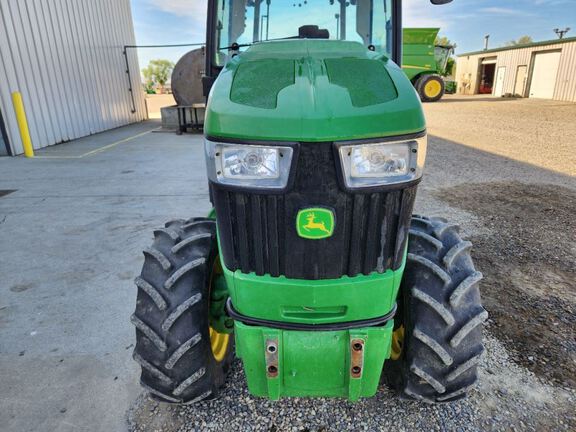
[494,66,506,97]
[529,51,561,99]
[514,65,528,97]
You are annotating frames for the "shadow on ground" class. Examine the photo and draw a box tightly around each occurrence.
[437,182,575,389]
[437,97,520,103]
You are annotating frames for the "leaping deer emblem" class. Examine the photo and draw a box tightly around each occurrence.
[303,212,330,234]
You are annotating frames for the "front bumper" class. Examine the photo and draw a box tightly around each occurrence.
[222,257,403,400]
[222,257,404,324]
[235,320,394,401]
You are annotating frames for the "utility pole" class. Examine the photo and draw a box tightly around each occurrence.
[554,28,571,39]
[484,35,490,51]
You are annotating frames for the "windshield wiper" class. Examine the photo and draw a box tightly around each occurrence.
[219,36,300,51]
[218,42,254,50]
[219,25,331,50]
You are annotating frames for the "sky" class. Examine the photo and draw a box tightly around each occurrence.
[131,0,575,71]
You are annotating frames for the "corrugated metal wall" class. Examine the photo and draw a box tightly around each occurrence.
[0,0,147,155]
[456,40,576,102]
[554,42,576,102]
[455,56,481,96]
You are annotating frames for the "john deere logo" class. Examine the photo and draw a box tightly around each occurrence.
[296,208,335,240]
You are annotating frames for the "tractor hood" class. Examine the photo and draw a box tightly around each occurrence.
[205,40,425,142]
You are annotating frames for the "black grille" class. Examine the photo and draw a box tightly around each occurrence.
[211,142,417,280]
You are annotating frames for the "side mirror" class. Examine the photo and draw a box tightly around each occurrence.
[430,0,453,4]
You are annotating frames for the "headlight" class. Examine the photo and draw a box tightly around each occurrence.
[222,146,279,179]
[337,135,427,188]
[205,140,294,189]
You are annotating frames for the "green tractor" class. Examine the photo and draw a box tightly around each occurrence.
[131,0,486,405]
[403,27,455,102]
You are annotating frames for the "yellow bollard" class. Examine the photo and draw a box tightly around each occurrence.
[11,91,34,157]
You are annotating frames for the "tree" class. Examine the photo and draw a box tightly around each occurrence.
[505,36,533,47]
[142,66,155,94]
[141,59,175,94]
[435,35,452,47]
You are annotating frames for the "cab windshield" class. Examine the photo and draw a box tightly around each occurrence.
[215,0,394,65]
[434,45,454,74]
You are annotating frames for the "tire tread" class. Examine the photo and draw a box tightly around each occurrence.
[387,216,486,403]
[131,218,233,404]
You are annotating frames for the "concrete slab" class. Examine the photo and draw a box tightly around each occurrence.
[0,122,209,432]
[32,122,160,158]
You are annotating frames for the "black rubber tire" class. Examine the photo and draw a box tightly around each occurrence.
[131,217,234,404]
[385,215,487,403]
[415,74,445,103]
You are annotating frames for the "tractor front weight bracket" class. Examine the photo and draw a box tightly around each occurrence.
[234,321,394,401]
[264,332,281,400]
[349,335,367,401]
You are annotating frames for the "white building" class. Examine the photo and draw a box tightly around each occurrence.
[0,0,147,156]
[456,37,576,102]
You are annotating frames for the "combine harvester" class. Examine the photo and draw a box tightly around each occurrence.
[403,28,455,102]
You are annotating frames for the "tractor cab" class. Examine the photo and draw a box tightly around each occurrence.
[205,0,400,88]
[435,44,455,74]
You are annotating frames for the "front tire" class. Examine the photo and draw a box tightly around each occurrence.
[385,216,487,403]
[416,74,445,102]
[131,218,233,404]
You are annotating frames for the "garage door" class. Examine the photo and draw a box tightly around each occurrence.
[529,51,561,99]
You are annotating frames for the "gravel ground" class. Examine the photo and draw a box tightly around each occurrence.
[127,332,574,432]
[127,97,576,431]
[439,182,576,389]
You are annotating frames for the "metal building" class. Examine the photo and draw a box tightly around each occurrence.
[455,37,576,102]
[0,0,146,156]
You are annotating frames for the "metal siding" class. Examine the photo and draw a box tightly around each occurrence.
[29,0,66,141]
[51,0,87,138]
[15,0,55,147]
[57,0,93,134]
[38,0,75,141]
[122,0,147,117]
[85,0,115,128]
[67,0,99,134]
[0,0,42,153]
[75,0,106,132]
[108,0,136,125]
[98,0,123,127]
[0,5,20,154]
[0,0,146,155]
[555,43,576,101]
[455,55,481,95]
[457,41,576,102]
